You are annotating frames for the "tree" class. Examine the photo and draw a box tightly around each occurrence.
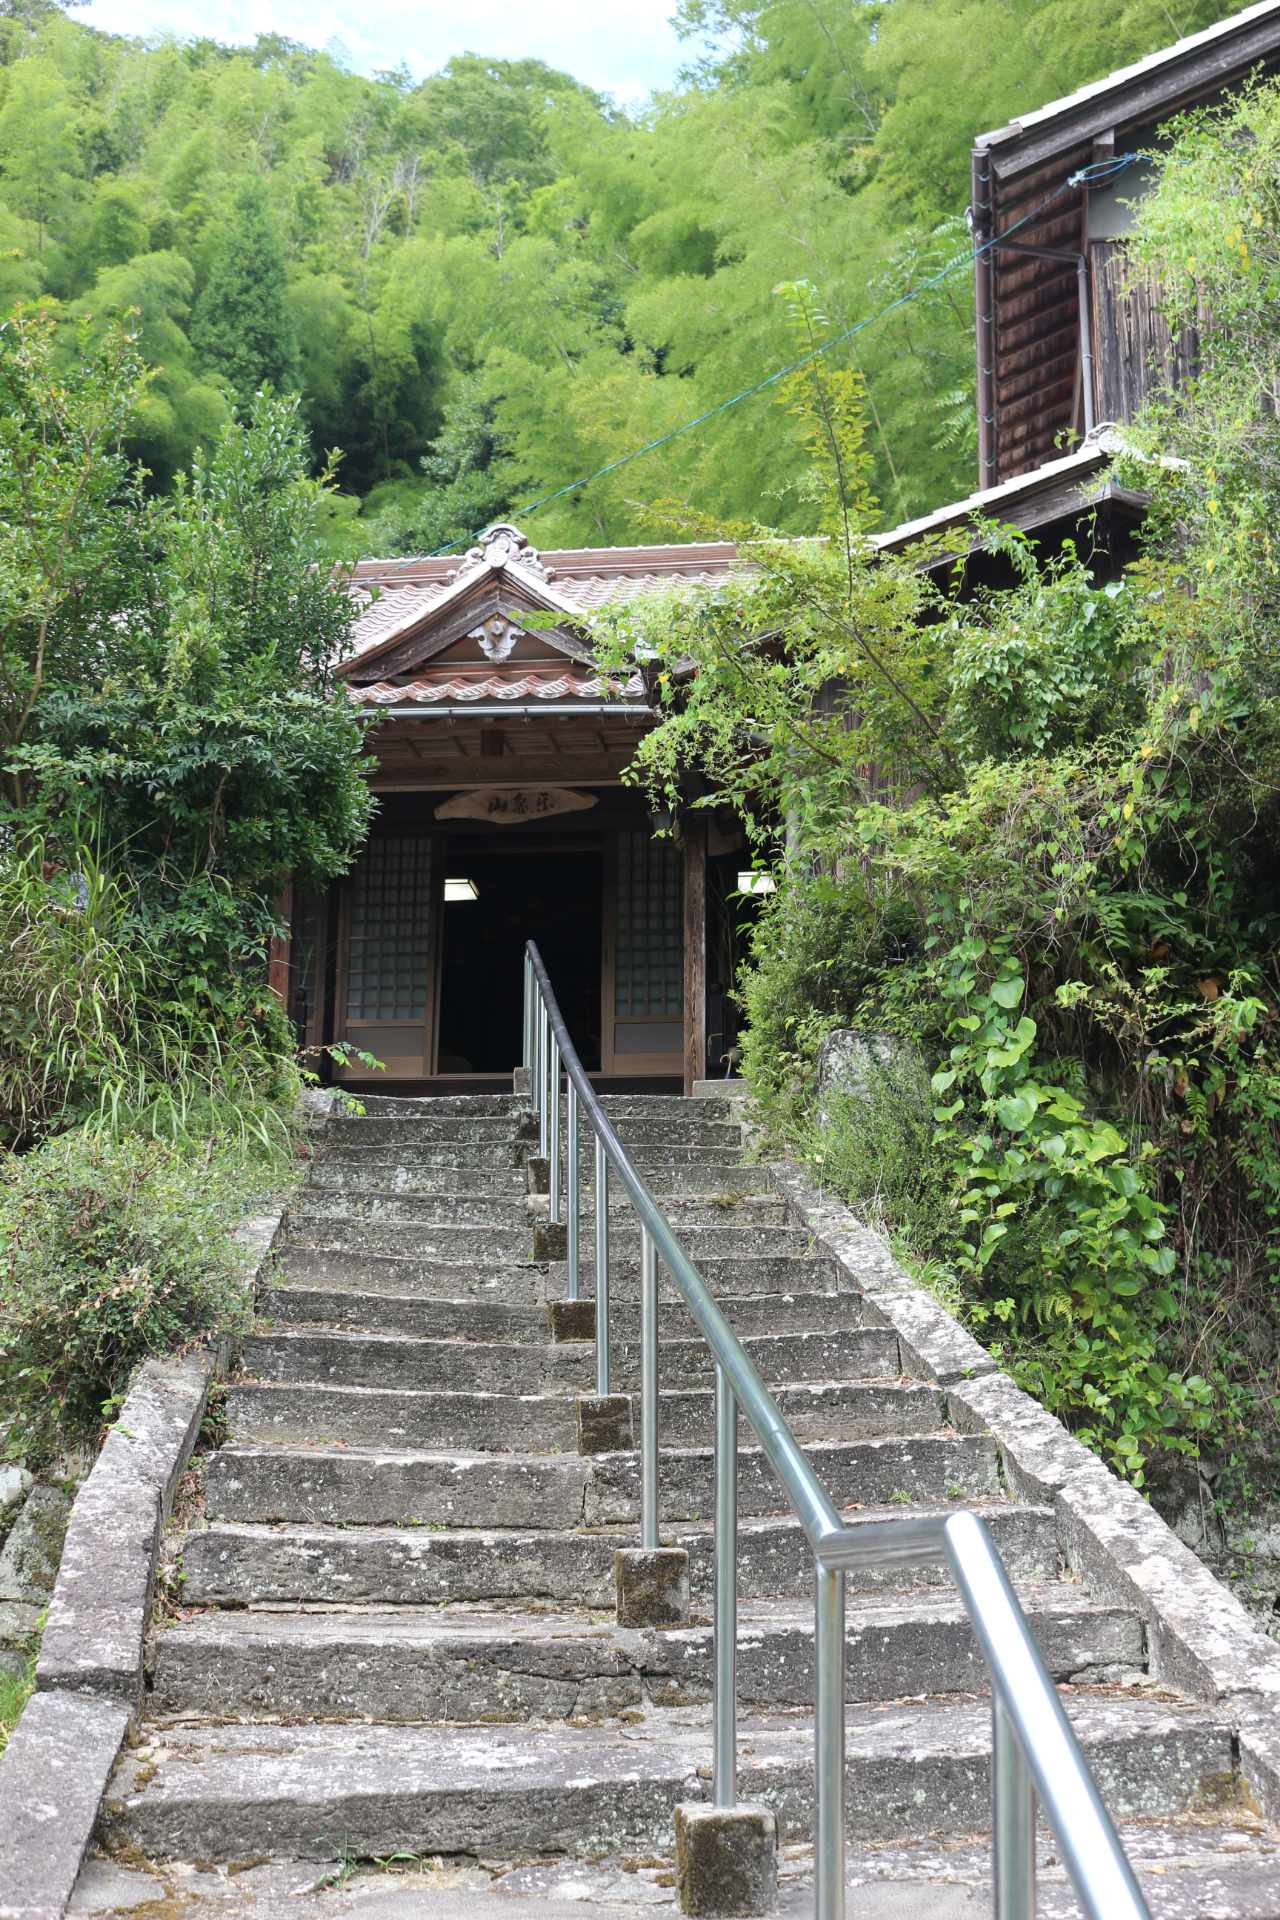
[0,306,148,811]
[190,177,301,409]
[13,393,376,975]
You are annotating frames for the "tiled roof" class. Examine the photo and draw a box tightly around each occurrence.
[348,672,646,707]
[345,527,744,671]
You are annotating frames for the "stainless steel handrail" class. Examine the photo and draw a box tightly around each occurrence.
[522,943,1150,1920]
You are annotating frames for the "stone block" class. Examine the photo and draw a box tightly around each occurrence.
[37,1350,215,1716]
[526,1155,551,1195]
[0,1487,71,1604]
[0,1465,32,1536]
[816,1027,901,1108]
[513,1066,532,1095]
[674,1800,778,1916]
[866,1288,996,1387]
[533,1218,568,1261]
[615,1546,690,1626]
[549,1299,596,1343]
[577,1394,634,1454]
[0,1689,129,1920]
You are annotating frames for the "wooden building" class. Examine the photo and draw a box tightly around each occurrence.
[971,0,1280,490]
[283,524,748,1095]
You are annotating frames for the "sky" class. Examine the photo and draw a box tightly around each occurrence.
[76,0,690,102]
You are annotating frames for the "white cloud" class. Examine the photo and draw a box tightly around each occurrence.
[79,0,686,103]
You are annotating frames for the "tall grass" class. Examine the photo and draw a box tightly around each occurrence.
[0,834,298,1149]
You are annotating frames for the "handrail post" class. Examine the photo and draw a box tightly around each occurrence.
[537,999,548,1158]
[814,1559,846,1920]
[595,1136,610,1394]
[994,1695,1036,1920]
[522,955,533,1079]
[713,1364,737,1808]
[640,1223,659,1549]
[567,1078,579,1300]
[549,1032,562,1225]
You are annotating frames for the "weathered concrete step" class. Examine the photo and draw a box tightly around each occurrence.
[151,1589,1142,1722]
[308,1164,531,1197]
[225,1379,944,1451]
[308,1159,767,1196]
[326,1116,743,1147]
[295,1191,788,1229]
[261,1283,865,1344]
[182,1503,1058,1608]
[287,1219,810,1262]
[358,1095,525,1116]
[104,1698,1233,1860]
[242,1326,898,1394]
[205,1432,999,1528]
[317,1141,747,1173]
[278,1247,839,1302]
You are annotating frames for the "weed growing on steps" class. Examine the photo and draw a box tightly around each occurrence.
[0,1648,34,1756]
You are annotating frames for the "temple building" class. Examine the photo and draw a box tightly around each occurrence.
[284,525,749,1095]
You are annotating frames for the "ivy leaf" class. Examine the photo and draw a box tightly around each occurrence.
[990,977,1025,1008]
[997,1090,1039,1131]
[930,1068,958,1094]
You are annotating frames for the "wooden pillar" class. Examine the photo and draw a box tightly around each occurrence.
[683,818,706,1096]
[268,882,293,1011]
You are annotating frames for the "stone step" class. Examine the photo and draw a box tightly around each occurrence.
[241,1326,898,1393]
[225,1379,944,1451]
[261,1283,865,1344]
[150,1589,1142,1723]
[326,1115,744,1148]
[204,1432,999,1528]
[315,1141,747,1172]
[294,1191,788,1230]
[277,1247,840,1302]
[181,1503,1058,1608]
[286,1219,810,1263]
[104,1697,1232,1861]
[357,1095,525,1117]
[307,1159,769,1197]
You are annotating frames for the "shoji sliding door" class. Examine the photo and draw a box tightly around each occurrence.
[334,835,440,1080]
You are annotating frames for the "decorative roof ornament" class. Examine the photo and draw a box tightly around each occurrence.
[457,523,548,581]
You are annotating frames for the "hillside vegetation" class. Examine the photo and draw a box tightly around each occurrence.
[0,0,1240,551]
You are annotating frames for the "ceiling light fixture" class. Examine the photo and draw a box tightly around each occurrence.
[444,877,480,901]
[737,871,776,896]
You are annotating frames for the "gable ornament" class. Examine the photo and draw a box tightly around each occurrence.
[471,616,520,664]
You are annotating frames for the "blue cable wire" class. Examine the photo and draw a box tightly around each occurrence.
[353,153,1147,590]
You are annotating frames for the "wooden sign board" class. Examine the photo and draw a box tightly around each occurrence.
[434,786,599,824]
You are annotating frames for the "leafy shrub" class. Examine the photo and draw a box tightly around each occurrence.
[0,1127,280,1464]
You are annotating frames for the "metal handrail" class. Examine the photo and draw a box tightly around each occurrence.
[522,942,1150,1920]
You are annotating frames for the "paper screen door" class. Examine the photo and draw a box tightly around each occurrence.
[601,829,684,1077]
[335,836,439,1080]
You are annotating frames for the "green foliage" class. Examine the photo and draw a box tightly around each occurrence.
[0,305,148,805]
[0,1124,279,1464]
[190,177,300,408]
[0,831,299,1148]
[10,388,376,975]
[0,5,1241,530]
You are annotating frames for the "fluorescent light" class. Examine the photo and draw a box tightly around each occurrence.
[737,871,776,896]
[444,877,480,901]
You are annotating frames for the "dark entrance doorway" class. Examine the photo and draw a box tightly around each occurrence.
[436,844,603,1073]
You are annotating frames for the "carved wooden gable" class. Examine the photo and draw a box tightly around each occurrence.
[344,525,594,687]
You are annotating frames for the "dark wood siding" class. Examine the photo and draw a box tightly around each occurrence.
[1090,239,1202,424]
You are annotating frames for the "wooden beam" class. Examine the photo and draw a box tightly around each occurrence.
[683,817,707,1096]
[268,882,293,1011]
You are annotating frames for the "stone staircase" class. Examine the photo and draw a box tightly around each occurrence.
[102,1092,1275,1909]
